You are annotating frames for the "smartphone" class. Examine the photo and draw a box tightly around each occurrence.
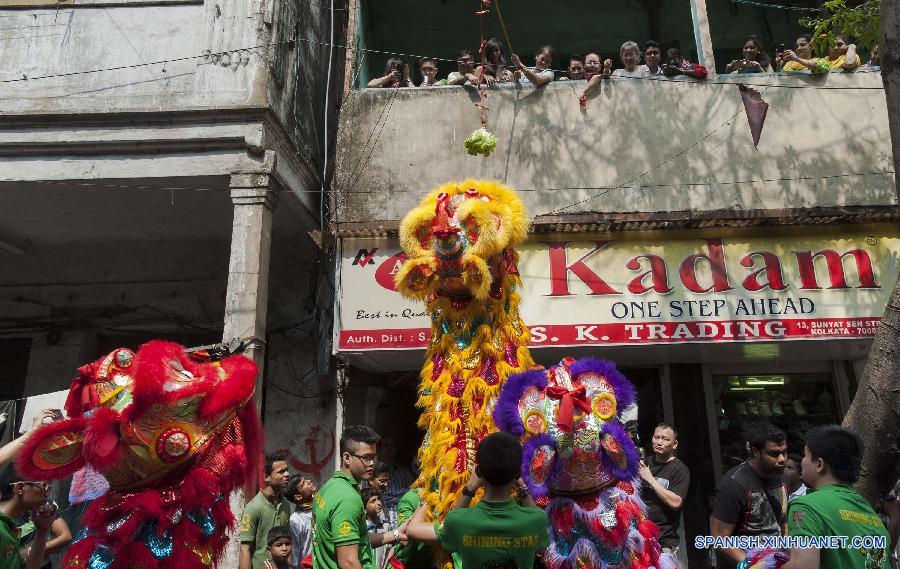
[777,43,786,53]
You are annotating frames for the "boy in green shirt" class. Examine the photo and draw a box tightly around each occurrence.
[403,432,548,569]
[392,489,432,569]
[785,425,891,569]
[240,452,293,569]
[313,426,404,569]
[0,466,56,569]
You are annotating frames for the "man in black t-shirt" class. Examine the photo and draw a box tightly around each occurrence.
[639,423,690,555]
[711,422,788,569]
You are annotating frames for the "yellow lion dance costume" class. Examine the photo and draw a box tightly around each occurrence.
[394,180,534,528]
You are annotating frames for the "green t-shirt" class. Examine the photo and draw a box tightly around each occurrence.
[240,491,292,569]
[0,512,23,569]
[787,483,891,569]
[313,471,376,569]
[393,489,433,569]
[440,500,549,569]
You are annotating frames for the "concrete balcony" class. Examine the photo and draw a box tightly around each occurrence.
[332,71,895,231]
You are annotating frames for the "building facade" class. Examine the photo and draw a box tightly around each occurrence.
[331,1,897,565]
[0,0,346,544]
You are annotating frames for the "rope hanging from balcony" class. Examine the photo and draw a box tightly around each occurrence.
[466,0,498,157]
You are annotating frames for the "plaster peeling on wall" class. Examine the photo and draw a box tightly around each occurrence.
[279,425,335,482]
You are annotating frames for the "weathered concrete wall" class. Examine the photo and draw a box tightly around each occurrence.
[266,0,343,172]
[261,229,337,481]
[0,1,274,114]
[333,71,895,223]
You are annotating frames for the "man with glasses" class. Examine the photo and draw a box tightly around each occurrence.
[313,426,405,569]
[446,50,477,86]
[0,466,57,569]
[711,422,788,569]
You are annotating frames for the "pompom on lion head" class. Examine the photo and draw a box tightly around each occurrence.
[395,179,529,303]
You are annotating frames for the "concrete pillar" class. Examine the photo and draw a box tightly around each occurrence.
[689,0,717,75]
[220,173,277,569]
[222,173,279,376]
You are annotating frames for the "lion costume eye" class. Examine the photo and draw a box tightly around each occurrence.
[523,409,548,435]
[592,393,617,421]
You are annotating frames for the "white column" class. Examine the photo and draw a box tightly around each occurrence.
[220,174,277,569]
[223,174,278,376]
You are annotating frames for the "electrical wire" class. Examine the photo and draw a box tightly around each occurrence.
[6,171,892,196]
[0,30,880,90]
[0,39,294,84]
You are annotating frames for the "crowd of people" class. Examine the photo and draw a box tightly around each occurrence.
[0,411,897,569]
[234,422,899,569]
[365,32,872,92]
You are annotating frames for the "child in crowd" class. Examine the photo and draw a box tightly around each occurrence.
[288,475,316,567]
[263,526,295,569]
[641,40,663,76]
[558,54,584,81]
[362,488,391,569]
[662,48,708,79]
[417,57,443,87]
[511,45,555,86]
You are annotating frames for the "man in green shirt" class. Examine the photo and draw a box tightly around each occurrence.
[440,432,548,569]
[0,466,56,569]
[240,452,293,569]
[785,425,891,569]
[392,489,432,569]
[313,425,404,569]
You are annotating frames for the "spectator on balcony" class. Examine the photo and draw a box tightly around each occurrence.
[865,43,879,66]
[583,52,602,80]
[558,54,585,81]
[447,50,478,85]
[611,41,648,78]
[512,45,555,86]
[661,48,708,79]
[777,34,813,71]
[367,58,412,88]
[416,58,443,87]
[475,38,509,85]
[779,34,859,72]
[821,35,860,70]
[581,51,614,99]
[640,40,663,76]
[725,35,773,73]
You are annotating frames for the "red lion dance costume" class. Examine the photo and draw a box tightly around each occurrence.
[17,340,262,569]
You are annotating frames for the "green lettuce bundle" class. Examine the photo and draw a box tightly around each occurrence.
[464,127,497,157]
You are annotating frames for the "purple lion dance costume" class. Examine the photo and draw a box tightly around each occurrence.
[493,357,677,569]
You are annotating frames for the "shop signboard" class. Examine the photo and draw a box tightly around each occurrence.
[335,224,899,351]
